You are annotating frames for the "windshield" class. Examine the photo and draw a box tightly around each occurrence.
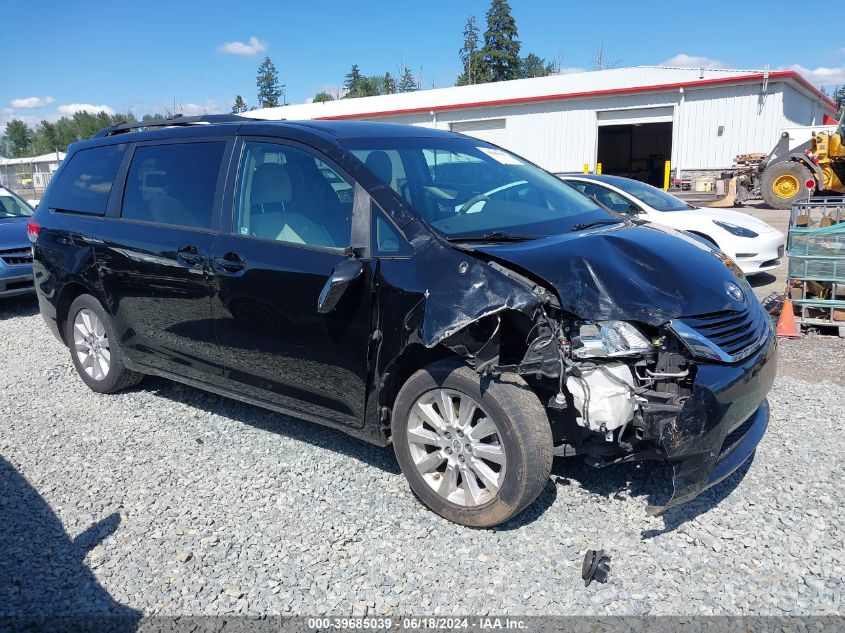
[0,189,33,218]
[606,178,693,212]
[342,137,611,239]
[839,110,845,138]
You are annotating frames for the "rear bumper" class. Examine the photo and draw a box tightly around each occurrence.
[650,327,777,513]
[0,266,34,298]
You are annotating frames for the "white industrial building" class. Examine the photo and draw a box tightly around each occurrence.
[252,66,838,186]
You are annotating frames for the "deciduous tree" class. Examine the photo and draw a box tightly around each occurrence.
[5,119,32,157]
[519,53,554,79]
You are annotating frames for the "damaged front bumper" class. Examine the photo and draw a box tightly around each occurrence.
[649,328,777,514]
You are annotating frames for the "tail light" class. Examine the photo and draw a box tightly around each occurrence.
[26,220,41,243]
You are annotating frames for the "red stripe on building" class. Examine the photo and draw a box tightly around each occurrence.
[314,71,837,121]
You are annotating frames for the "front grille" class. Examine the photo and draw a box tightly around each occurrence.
[678,304,770,362]
[0,247,33,266]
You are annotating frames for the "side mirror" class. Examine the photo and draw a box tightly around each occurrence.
[317,258,364,314]
[626,203,641,215]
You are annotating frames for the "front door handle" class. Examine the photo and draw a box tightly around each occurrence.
[213,253,246,274]
[176,245,203,267]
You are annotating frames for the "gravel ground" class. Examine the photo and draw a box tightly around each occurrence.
[1,294,843,617]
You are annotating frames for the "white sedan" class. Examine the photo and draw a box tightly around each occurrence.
[559,174,785,276]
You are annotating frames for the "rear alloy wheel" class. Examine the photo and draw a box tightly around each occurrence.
[73,309,110,381]
[393,360,553,527]
[66,294,143,394]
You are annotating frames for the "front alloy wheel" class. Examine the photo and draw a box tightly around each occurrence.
[392,361,553,527]
[407,389,507,507]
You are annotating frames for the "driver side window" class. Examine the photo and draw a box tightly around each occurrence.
[235,142,353,251]
[577,183,636,214]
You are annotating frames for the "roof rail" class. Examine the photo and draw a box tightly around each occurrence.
[92,113,269,138]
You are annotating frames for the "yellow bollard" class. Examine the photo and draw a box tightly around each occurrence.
[583,163,589,174]
[596,163,602,175]
[663,160,671,191]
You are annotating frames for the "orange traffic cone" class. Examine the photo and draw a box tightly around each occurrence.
[776,298,801,338]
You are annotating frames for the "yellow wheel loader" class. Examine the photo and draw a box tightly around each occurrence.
[760,111,845,209]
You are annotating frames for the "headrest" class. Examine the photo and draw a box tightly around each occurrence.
[251,163,291,205]
[365,151,393,186]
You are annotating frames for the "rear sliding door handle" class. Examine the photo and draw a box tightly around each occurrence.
[176,245,203,267]
[213,253,246,274]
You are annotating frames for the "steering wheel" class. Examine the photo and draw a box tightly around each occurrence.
[457,194,492,215]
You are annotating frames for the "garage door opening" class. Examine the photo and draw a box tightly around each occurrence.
[597,121,673,187]
[450,119,506,146]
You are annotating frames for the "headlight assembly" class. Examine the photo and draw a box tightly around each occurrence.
[572,320,652,359]
[713,220,758,238]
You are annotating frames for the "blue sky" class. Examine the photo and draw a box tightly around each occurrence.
[2,0,843,126]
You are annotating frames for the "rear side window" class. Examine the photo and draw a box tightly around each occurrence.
[121,142,225,229]
[48,144,127,214]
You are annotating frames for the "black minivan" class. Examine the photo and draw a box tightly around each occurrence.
[30,115,776,527]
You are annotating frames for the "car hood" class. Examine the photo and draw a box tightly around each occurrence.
[0,216,29,247]
[471,222,750,325]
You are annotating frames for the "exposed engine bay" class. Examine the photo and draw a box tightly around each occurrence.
[469,300,697,473]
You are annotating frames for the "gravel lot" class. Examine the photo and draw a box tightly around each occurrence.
[1,293,844,617]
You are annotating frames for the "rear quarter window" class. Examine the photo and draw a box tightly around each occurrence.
[46,144,127,215]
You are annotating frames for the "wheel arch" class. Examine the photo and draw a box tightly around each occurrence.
[56,281,101,346]
[377,343,460,440]
[686,231,720,250]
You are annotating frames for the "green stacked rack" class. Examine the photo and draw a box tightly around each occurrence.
[787,198,845,336]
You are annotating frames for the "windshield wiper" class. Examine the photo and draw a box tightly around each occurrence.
[446,231,535,243]
[569,219,624,232]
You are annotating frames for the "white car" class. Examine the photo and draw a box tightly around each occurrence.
[559,174,785,276]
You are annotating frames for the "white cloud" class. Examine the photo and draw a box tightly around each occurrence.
[557,67,586,75]
[218,36,267,56]
[10,96,54,109]
[778,64,845,88]
[660,54,725,69]
[57,103,115,115]
[178,101,224,116]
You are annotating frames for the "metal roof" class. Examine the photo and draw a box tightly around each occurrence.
[0,152,66,166]
[248,66,836,122]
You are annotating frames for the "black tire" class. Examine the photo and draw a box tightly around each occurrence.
[65,294,143,394]
[392,360,553,528]
[760,161,815,210]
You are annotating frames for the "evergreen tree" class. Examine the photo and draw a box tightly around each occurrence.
[834,85,845,115]
[519,53,554,79]
[457,15,481,85]
[397,67,417,93]
[231,95,247,113]
[256,57,284,108]
[382,72,397,95]
[313,91,335,103]
[480,0,521,82]
[344,64,364,97]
